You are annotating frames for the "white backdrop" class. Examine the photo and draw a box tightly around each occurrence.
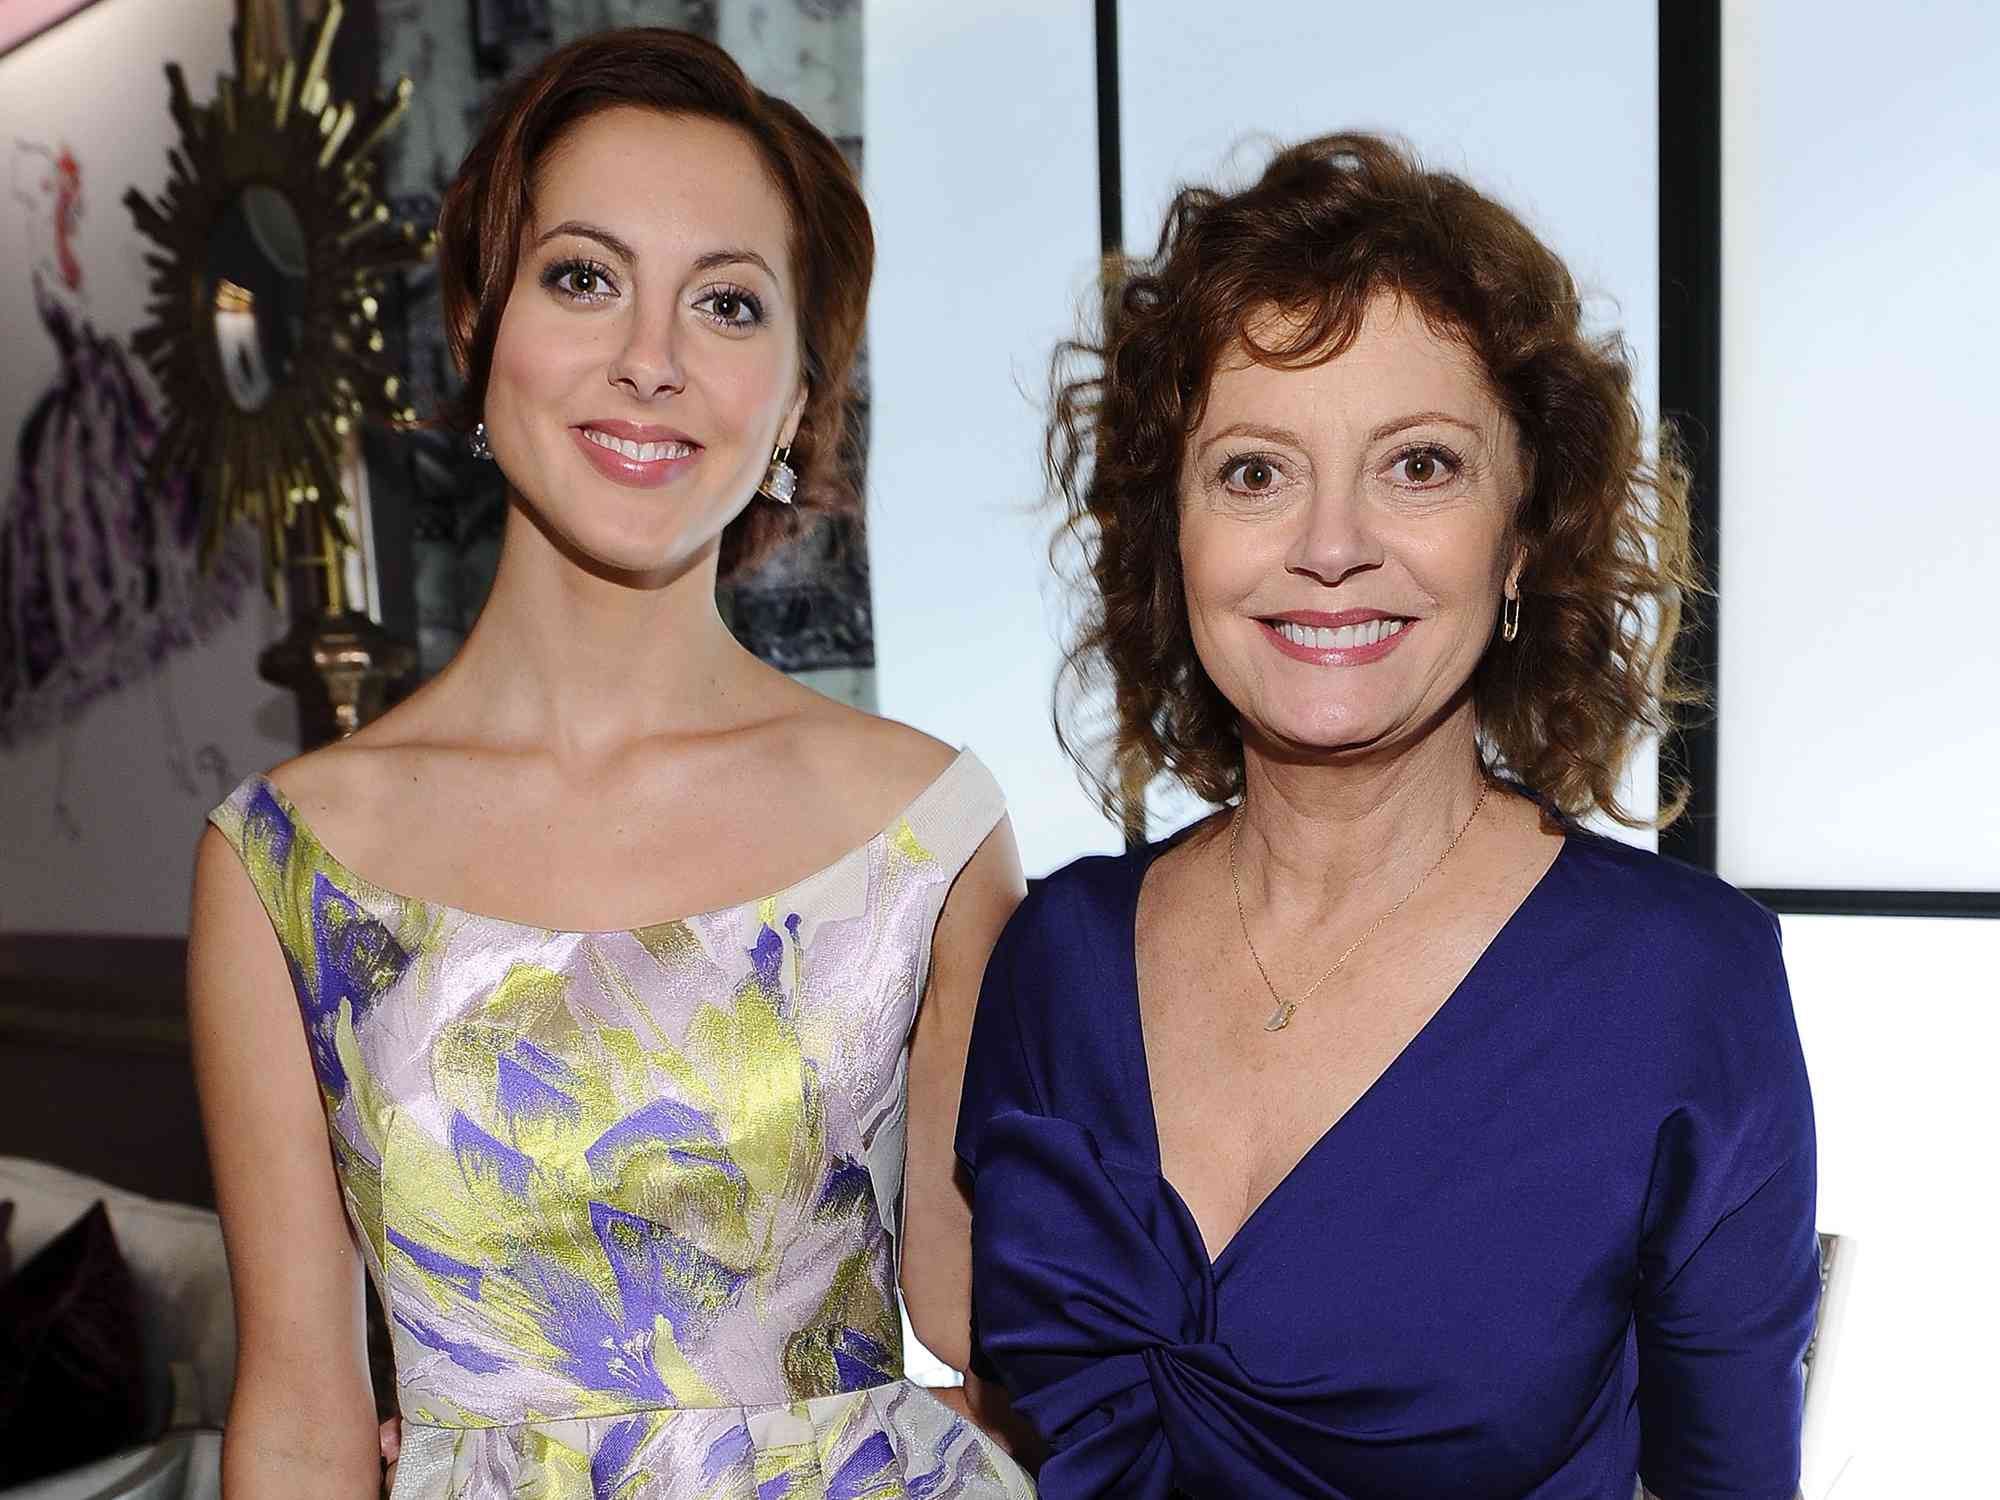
[1718,3,2000,1491]
[1718,0,2000,891]
[865,0,1119,877]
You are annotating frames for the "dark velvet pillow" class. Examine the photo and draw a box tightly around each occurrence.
[0,1200,151,1485]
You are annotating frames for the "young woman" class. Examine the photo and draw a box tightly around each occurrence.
[189,31,1033,1499]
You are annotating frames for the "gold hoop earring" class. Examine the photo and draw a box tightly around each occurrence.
[757,444,797,505]
[1501,593,1521,643]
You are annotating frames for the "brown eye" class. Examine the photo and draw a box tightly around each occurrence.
[1390,446,1458,488]
[695,286,765,328]
[1223,456,1280,493]
[543,259,616,301]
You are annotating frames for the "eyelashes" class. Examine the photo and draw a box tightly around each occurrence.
[541,256,616,302]
[1383,441,1466,489]
[1218,452,1285,495]
[691,284,764,328]
[1213,441,1469,498]
[536,259,767,330]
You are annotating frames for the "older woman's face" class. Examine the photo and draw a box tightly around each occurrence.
[482,107,804,582]
[1179,293,1526,764]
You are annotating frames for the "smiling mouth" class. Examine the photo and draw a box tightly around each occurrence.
[579,427,697,462]
[1271,617,1409,650]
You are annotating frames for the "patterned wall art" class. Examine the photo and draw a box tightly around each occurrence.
[0,0,295,934]
[1,139,257,780]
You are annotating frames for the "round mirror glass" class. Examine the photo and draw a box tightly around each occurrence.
[205,184,308,412]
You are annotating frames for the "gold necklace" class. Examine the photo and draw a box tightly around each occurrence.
[1229,780,1490,1032]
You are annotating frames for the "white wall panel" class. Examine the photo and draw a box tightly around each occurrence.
[864,0,1120,877]
[1719,0,2000,890]
[1119,0,1662,843]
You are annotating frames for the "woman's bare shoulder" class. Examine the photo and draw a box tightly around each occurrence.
[775,690,964,828]
[254,683,469,834]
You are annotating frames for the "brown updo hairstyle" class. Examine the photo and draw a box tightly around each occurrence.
[437,29,874,579]
[1051,132,1700,829]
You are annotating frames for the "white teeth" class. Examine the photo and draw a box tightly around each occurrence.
[582,428,693,462]
[1273,617,1409,651]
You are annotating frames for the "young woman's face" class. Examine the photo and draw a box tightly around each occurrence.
[1178,292,1527,764]
[481,107,804,583]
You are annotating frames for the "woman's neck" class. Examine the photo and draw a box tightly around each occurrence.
[1231,702,1492,916]
[428,501,765,763]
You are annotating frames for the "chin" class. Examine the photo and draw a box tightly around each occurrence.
[559,520,716,581]
[1255,703,1403,759]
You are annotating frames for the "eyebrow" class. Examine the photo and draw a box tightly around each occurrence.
[690,248,779,283]
[531,223,779,286]
[1368,410,1483,444]
[534,220,636,263]
[1202,411,1484,448]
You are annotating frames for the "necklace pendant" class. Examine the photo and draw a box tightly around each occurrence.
[1264,999,1298,1032]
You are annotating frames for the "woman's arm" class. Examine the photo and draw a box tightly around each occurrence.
[1634,911,1819,1499]
[897,819,1037,1452]
[187,827,384,1499]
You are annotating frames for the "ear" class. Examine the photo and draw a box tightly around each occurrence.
[778,380,809,452]
[1504,541,1528,598]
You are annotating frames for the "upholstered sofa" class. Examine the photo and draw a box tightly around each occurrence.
[0,1156,231,1500]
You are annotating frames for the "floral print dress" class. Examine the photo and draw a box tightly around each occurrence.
[209,752,1033,1499]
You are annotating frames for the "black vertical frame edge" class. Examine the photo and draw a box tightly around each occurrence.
[1095,0,1123,257]
[1657,0,1723,872]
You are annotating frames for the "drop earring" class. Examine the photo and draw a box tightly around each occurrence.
[469,421,493,462]
[1501,592,1522,643]
[757,444,797,505]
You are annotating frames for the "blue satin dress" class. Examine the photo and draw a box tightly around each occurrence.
[956,825,1818,1499]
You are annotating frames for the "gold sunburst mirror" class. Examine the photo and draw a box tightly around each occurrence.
[125,0,432,609]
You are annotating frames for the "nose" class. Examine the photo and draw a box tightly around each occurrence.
[606,302,684,401]
[1286,478,1383,586]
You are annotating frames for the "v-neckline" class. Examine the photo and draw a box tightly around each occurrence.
[1122,823,1571,1275]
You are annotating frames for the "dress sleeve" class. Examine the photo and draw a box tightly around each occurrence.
[953,893,1048,1179]
[1636,908,1819,1499]
[205,773,304,962]
[897,751,1007,1012]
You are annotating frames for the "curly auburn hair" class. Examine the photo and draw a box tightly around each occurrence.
[436,29,874,580]
[1050,132,1700,830]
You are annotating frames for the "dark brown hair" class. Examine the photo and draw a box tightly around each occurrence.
[437,29,874,579]
[1050,132,1700,830]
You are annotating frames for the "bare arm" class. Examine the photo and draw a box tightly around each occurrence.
[188,827,383,1499]
[898,819,1041,1458]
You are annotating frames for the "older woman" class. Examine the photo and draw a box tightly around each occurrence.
[953,135,1817,1498]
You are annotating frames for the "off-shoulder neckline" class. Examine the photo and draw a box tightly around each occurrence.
[238,748,982,939]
